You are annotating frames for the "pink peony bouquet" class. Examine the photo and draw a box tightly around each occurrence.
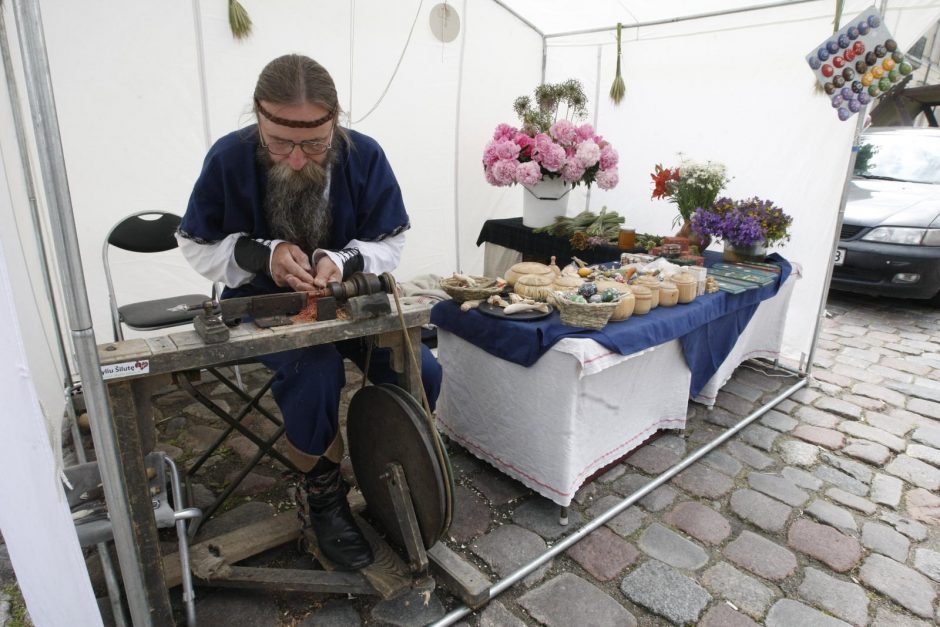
[482,120,620,190]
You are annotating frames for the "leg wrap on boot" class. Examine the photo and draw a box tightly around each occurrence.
[301,458,373,570]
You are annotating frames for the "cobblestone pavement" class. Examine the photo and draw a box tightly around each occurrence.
[25,290,940,626]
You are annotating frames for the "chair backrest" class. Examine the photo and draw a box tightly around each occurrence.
[102,211,185,341]
[107,212,182,253]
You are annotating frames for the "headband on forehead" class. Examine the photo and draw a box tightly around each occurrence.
[254,98,334,128]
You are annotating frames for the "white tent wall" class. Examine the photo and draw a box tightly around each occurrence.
[0,5,69,433]
[454,1,544,273]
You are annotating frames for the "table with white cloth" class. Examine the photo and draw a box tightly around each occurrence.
[431,257,800,507]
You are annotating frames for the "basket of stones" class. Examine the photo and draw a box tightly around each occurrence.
[550,282,621,330]
[440,273,502,304]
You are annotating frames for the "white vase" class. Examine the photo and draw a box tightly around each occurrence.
[522,176,571,228]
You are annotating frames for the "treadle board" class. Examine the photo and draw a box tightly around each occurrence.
[301,514,412,600]
[198,565,374,595]
[427,542,490,609]
[358,516,413,600]
[163,514,300,588]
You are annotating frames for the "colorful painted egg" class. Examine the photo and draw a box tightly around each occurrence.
[831,94,843,107]
[861,72,874,86]
[848,99,862,113]
[832,76,846,87]
[851,80,863,93]
[578,282,598,298]
[882,58,896,71]
[840,86,853,100]
[874,45,887,58]
[853,41,866,55]
[888,69,899,82]
[808,57,822,70]
[827,40,840,54]
[821,64,834,77]
[878,77,892,91]
[868,84,880,97]
[865,51,877,65]
[857,91,872,104]
[838,107,852,121]
[847,26,859,40]
[855,60,868,73]
[885,39,897,52]
[899,62,913,75]
[589,294,603,303]
[842,68,855,80]
[844,49,856,62]
[824,82,837,95]
[818,48,830,61]
[833,56,846,68]
[858,21,870,36]
[838,34,850,49]
[868,15,881,28]
[871,66,884,78]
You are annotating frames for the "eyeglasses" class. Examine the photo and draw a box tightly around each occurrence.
[259,127,334,156]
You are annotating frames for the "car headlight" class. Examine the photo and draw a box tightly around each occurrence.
[861,227,940,245]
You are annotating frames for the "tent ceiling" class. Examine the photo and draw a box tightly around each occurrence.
[494,0,816,37]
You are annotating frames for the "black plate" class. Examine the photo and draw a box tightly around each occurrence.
[477,301,553,321]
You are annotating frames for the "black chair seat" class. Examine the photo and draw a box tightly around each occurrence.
[119,294,208,330]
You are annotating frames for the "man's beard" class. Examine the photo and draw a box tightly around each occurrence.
[261,150,334,254]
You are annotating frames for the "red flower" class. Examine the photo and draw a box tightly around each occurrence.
[651,164,680,200]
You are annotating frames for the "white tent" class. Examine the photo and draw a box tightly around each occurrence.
[3,0,940,622]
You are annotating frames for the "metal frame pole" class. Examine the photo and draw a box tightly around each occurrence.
[9,2,156,625]
[431,376,808,626]
[804,110,868,375]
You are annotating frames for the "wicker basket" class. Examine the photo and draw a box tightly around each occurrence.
[550,291,619,330]
[439,276,502,303]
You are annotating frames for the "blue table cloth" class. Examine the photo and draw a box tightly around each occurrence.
[431,253,792,397]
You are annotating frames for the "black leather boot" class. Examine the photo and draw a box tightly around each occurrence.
[302,458,373,570]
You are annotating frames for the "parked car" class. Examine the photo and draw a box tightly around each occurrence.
[831,126,940,300]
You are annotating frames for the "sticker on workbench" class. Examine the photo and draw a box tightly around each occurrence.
[100,359,150,380]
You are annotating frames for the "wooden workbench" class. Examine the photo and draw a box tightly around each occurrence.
[96,297,432,622]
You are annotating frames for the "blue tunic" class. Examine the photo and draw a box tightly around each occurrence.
[179,125,438,464]
[180,125,410,297]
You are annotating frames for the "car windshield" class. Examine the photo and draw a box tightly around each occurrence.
[854,133,940,184]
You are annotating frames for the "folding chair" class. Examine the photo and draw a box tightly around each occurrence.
[103,211,211,342]
[102,211,296,534]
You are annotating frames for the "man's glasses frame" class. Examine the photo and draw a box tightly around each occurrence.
[259,126,334,157]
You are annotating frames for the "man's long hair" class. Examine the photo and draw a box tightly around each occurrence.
[254,55,350,252]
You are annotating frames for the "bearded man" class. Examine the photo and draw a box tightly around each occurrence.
[177,54,442,571]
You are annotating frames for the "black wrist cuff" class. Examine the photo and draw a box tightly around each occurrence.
[234,237,272,275]
[334,248,364,280]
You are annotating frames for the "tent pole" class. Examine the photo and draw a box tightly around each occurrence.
[453,0,468,271]
[805,96,872,372]
[10,2,160,625]
[488,0,543,36]
[544,0,816,39]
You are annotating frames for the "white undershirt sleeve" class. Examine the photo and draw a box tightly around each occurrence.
[176,232,285,288]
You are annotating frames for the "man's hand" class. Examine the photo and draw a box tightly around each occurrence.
[271,242,316,292]
[313,255,342,288]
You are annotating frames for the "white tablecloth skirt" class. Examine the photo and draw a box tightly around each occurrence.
[436,269,798,506]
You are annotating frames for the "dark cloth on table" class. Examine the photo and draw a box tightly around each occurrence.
[431,253,791,397]
[476,217,643,266]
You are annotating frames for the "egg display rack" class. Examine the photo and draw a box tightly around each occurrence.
[805,6,913,122]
